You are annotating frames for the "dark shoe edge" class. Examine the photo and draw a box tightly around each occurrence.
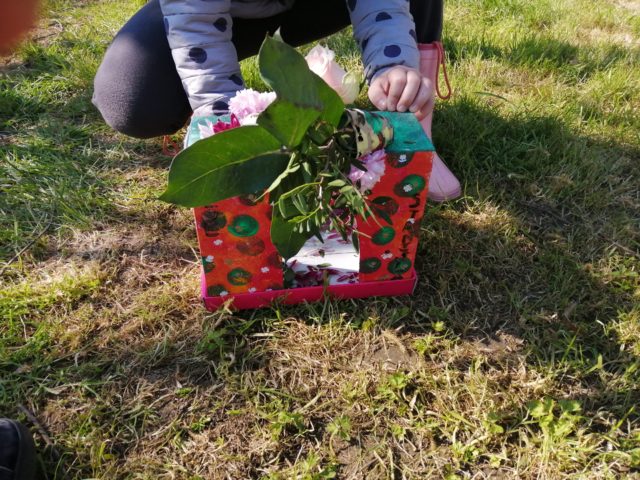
[8,421,36,480]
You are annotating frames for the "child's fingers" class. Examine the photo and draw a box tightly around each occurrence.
[414,94,434,121]
[385,68,408,111]
[396,69,421,112]
[368,74,390,110]
[409,78,433,118]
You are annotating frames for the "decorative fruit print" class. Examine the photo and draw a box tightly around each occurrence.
[388,257,412,275]
[387,152,413,168]
[207,284,228,297]
[236,237,266,256]
[200,209,227,236]
[360,257,382,273]
[371,226,396,245]
[227,215,259,237]
[202,256,215,273]
[371,196,399,218]
[394,174,426,197]
[227,268,253,286]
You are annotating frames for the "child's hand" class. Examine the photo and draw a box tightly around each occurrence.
[368,66,433,120]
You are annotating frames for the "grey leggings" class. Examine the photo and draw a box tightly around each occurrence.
[92,0,444,139]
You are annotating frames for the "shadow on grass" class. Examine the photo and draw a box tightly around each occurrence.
[416,96,639,408]
[0,82,173,264]
[2,56,639,477]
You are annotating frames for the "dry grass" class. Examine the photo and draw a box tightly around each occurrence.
[1,0,639,478]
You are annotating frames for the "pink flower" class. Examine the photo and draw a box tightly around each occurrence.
[305,45,359,104]
[228,88,276,124]
[198,114,241,139]
[348,149,386,192]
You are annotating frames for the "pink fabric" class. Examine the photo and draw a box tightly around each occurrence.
[418,42,461,202]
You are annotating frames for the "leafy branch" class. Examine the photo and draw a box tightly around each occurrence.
[160,34,392,261]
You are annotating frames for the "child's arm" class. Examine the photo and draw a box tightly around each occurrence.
[347,1,432,119]
[159,0,244,116]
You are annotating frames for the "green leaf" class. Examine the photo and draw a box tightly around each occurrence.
[257,99,321,148]
[271,212,311,260]
[301,160,315,183]
[159,125,288,207]
[278,195,300,219]
[256,35,334,147]
[327,179,346,187]
[258,35,322,111]
[351,231,360,252]
[558,399,581,413]
[264,156,300,195]
[291,193,308,214]
[312,72,344,127]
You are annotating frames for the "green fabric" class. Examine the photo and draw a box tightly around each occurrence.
[187,112,434,153]
[363,111,434,153]
[185,114,230,147]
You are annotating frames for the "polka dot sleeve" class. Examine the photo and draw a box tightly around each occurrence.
[346,0,420,83]
[160,0,244,115]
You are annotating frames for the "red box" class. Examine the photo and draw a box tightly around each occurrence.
[188,111,434,310]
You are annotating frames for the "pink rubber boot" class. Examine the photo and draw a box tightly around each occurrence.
[419,42,461,202]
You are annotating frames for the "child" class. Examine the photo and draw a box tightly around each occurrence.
[93,0,460,200]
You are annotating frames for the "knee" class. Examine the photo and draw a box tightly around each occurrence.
[91,0,190,139]
[92,78,188,139]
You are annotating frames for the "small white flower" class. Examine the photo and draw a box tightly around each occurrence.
[205,255,214,263]
[213,239,223,246]
[399,154,407,163]
[407,218,415,224]
[403,184,413,193]
[249,287,257,293]
[381,252,393,260]
[261,267,270,273]
[219,290,229,297]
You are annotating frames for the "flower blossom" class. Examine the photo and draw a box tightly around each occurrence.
[348,149,386,192]
[198,114,241,139]
[305,45,359,104]
[228,88,276,125]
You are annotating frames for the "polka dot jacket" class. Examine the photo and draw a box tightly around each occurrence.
[160,0,419,115]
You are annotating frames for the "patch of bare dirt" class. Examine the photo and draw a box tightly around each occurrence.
[614,0,640,13]
[364,331,421,371]
[579,27,638,47]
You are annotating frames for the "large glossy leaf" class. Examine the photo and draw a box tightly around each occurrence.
[312,72,344,127]
[259,35,322,110]
[159,125,289,207]
[257,98,321,148]
[256,35,327,147]
[270,213,311,260]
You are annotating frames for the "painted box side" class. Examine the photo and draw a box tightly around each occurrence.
[185,111,434,309]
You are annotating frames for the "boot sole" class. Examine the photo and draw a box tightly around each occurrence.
[427,186,462,203]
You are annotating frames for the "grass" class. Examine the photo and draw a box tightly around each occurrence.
[1,0,638,478]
